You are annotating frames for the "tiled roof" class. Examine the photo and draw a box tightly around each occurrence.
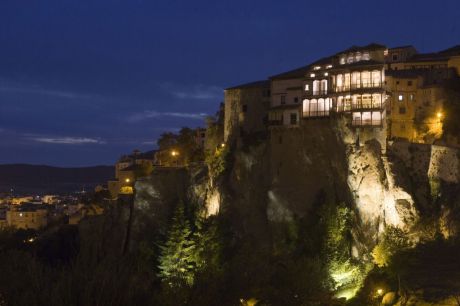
[269,56,333,80]
[337,43,387,54]
[225,80,270,90]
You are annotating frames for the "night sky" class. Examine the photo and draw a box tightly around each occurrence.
[1,0,459,166]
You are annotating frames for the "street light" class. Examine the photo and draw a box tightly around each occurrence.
[171,150,178,157]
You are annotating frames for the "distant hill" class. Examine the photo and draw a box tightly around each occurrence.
[0,164,114,194]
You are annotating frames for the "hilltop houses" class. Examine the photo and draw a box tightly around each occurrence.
[224,43,460,147]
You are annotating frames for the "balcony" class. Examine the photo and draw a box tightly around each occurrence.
[350,100,384,110]
[303,110,330,118]
[334,82,382,93]
[312,90,328,96]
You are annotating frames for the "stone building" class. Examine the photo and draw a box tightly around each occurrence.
[6,204,48,230]
[108,150,155,199]
[223,80,270,143]
[268,63,319,127]
[222,42,460,148]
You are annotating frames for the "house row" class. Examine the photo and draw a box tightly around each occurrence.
[223,43,460,145]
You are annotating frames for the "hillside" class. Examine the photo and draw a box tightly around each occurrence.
[0,164,114,194]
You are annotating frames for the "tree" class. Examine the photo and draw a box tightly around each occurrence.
[158,202,197,286]
[371,227,411,268]
[157,132,177,151]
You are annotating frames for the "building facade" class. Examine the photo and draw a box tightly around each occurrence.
[224,80,270,142]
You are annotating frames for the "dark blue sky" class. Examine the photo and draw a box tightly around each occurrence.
[1,0,459,166]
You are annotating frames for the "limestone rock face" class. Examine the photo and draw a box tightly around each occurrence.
[346,139,419,256]
[347,140,386,228]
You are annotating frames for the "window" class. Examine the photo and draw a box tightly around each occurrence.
[340,57,346,65]
[294,97,299,103]
[290,113,297,125]
[409,94,415,101]
[362,52,370,60]
[347,55,354,63]
[305,84,309,91]
[392,54,398,61]
[324,72,328,76]
[408,80,412,86]
[398,94,404,101]
[314,66,321,70]
[401,123,406,130]
[327,64,333,68]
[355,52,362,62]
[280,96,286,104]
[399,107,406,114]
[310,73,316,78]
[396,81,400,85]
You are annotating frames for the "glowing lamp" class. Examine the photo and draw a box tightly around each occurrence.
[377,289,383,296]
[125,178,130,183]
[437,112,442,119]
[171,150,178,157]
[221,143,225,148]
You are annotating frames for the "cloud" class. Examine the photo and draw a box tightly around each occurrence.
[0,79,96,100]
[126,111,208,122]
[31,137,104,145]
[159,83,222,100]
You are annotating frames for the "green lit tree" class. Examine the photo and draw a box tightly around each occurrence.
[158,201,197,286]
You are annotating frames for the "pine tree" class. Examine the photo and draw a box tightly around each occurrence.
[158,201,197,286]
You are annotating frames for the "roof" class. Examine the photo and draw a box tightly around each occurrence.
[225,80,270,90]
[404,44,460,63]
[389,45,416,50]
[337,43,387,54]
[269,56,333,80]
[269,64,312,80]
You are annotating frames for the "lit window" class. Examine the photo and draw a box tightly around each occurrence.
[19,213,23,217]
[324,72,328,76]
[409,94,414,101]
[355,52,362,62]
[310,73,316,78]
[340,57,345,65]
[362,52,370,60]
[327,64,333,69]
[398,94,404,101]
[314,66,321,70]
[305,84,309,91]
